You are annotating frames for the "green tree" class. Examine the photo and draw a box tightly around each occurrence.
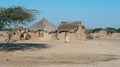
[92,28,103,33]
[0,23,4,30]
[105,27,117,33]
[116,28,120,33]
[0,6,38,28]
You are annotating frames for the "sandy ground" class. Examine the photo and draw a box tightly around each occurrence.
[0,39,120,67]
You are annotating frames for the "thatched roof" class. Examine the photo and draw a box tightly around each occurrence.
[58,21,85,32]
[29,18,57,32]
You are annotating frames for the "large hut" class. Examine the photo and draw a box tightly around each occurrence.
[58,21,86,42]
[29,18,57,41]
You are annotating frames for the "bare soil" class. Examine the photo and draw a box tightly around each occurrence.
[0,39,120,67]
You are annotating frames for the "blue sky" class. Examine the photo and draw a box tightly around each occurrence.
[0,0,120,29]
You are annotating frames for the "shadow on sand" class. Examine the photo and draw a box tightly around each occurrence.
[0,43,49,52]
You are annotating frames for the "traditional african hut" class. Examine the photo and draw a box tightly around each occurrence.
[29,18,57,41]
[97,29,115,39]
[58,21,86,42]
[98,30,108,37]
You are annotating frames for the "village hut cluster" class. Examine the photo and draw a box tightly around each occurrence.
[91,30,120,39]
[5,27,31,42]
[1,18,120,43]
[0,18,87,43]
[28,18,86,42]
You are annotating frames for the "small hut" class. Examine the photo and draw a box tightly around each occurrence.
[98,30,108,37]
[29,18,57,41]
[58,21,86,42]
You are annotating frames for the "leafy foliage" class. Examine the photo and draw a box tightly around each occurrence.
[105,27,117,33]
[87,27,120,34]
[0,6,38,28]
[92,28,103,33]
[0,23,4,30]
[116,28,120,33]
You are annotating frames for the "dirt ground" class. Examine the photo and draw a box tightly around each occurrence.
[0,39,120,67]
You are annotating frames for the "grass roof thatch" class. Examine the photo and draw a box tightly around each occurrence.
[29,18,57,33]
[58,21,85,33]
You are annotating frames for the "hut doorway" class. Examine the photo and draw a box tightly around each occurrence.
[65,32,69,43]
[39,31,44,37]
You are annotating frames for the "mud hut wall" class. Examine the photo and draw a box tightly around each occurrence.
[30,31,57,41]
[75,24,84,40]
[75,26,82,40]
[51,32,57,40]
[69,33,76,42]
[75,24,86,40]
[29,31,39,41]
[111,33,120,38]
[44,32,57,41]
[39,32,52,41]
[58,32,76,42]
[81,28,86,40]
[99,30,107,37]
[58,32,66,41]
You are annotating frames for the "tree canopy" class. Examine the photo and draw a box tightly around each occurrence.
[0,6,38,29]
[92,28,103,33]
[116,28,120,33]
[87,27,120,34]
[0,23,4,30]
[105,27,117,33]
